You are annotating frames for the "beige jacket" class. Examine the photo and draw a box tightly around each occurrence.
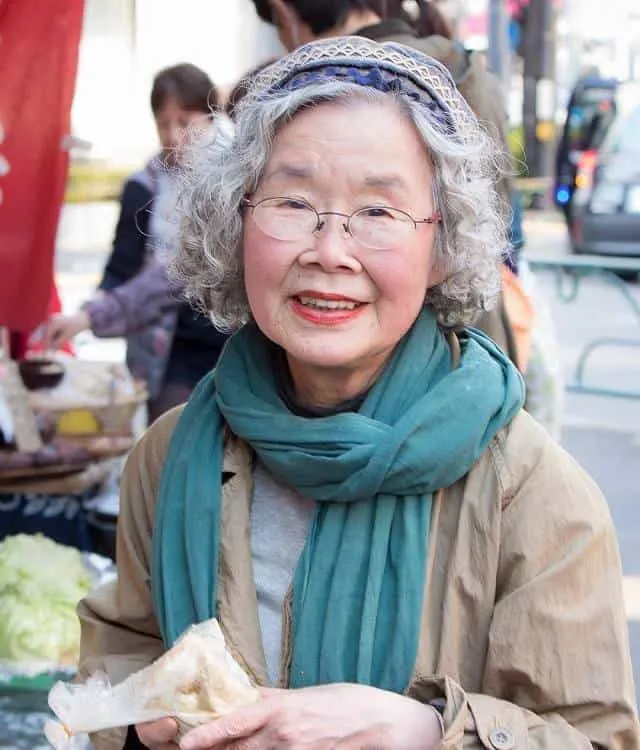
[78,407,639,749]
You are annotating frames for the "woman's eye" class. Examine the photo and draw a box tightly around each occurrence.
[362,206,394,219]
[280,199,308,210]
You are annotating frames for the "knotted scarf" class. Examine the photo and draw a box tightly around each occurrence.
[152,308,524,692]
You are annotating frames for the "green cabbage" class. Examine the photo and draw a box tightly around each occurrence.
[0,534,93,666]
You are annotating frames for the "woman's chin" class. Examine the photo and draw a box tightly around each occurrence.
[285,344,366,372]
[282,336,393,382]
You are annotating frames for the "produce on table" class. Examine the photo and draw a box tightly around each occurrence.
[0,534,93,667]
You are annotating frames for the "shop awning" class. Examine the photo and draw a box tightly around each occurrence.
[0,0,84,333]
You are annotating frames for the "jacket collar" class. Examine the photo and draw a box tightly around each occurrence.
[222,429,252,477]
[356,18,417,41]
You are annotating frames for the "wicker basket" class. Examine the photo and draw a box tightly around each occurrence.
[92,398,144,435]
[28,372,147,433]
[38,385,148,437]
[58,395,145,436]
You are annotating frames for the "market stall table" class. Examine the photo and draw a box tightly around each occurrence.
[0,460,118,557]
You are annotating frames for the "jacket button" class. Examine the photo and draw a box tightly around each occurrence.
[488,727,516,749]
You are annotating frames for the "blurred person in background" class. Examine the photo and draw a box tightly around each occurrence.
[224,58,279,121]
[41,64,230,423]
[392,0,454,38]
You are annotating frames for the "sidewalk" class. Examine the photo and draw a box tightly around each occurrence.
[522,209,571,256]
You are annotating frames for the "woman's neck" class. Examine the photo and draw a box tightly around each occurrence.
[286,355,386,411]
[317,9,382,41]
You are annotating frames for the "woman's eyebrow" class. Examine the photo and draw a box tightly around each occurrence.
[263,163,313,182]
[261,166,410,197]
[362,173,409,193]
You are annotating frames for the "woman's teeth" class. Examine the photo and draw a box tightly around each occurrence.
[297,296,360,310]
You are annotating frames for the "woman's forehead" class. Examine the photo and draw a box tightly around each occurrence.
[262,100,432,187]
[270,99,420,152]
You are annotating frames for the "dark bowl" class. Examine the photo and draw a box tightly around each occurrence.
[18,358,65,391]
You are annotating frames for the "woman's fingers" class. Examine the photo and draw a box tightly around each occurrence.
[179,699,276,749]
[40,311,90,349]
[40,318,70,350]
[136,717,179,747]
[256,687,282,699]
[34,320,57,350]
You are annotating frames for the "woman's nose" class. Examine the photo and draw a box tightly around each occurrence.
[299,217,362,273]
[166,125,183,148]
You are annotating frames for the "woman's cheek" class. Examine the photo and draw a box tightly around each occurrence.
[243,227,293,281]
[368,255,429,308]
[243,231,295,327]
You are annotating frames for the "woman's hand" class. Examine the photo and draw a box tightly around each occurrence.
[38,311,90,350]
[135,717,179,749]
[180,683,443,750]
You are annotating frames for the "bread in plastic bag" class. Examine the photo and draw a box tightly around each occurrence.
[44,618,260,749]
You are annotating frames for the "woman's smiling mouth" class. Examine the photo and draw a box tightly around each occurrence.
[290,291,366,324]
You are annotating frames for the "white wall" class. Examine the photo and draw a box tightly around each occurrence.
[134,0,281,92]
[561,0,640,82]
[72,0,282,164]
[71,0,138,162]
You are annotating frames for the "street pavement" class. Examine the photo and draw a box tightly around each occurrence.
[54,203,640,690]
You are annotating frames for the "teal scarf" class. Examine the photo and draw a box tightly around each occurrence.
[152,308,524,692]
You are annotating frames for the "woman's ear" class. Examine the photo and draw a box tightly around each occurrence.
[268,0,302,51]
[428,257,448,288]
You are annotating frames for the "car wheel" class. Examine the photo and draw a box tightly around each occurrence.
[568,222,582,254]
[614,270,639,282]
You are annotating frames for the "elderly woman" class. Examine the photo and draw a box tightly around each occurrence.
[77,38,638,749]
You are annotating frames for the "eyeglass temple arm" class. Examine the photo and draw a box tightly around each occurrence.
[416,211,442,225]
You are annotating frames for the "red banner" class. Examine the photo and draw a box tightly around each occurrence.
[0,0,84,333]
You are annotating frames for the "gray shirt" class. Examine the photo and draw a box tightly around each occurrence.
[250,461,315,685]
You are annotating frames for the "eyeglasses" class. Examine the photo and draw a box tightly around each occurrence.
[241,196,441,250]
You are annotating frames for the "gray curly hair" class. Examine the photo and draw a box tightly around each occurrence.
[173,79,508,330]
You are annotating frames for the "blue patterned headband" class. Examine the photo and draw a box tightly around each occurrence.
[246,37,479,143]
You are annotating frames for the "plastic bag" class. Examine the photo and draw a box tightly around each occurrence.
[44,619,260,749]
[519,260,564,440]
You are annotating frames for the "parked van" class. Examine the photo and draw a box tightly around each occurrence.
[554,75,618,226]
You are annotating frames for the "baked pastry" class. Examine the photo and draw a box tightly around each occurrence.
[46,618,260,749]
[142,619,259,719]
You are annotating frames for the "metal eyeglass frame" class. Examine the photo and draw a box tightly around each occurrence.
[241,196,442,243]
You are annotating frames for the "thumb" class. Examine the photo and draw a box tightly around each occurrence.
[44,322,64,350]
[258,687,284,699]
